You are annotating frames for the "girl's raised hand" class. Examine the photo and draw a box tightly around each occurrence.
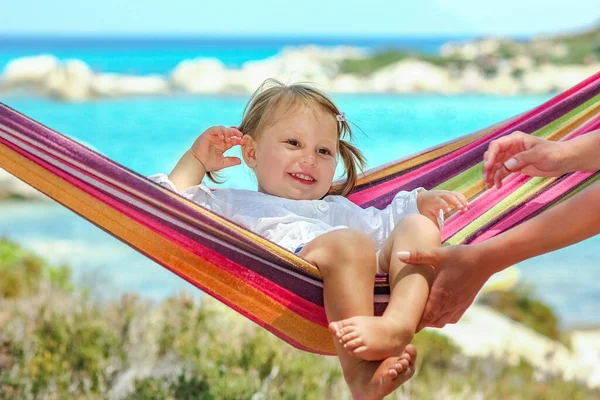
[189,126,243,172]
[416,190,468,228]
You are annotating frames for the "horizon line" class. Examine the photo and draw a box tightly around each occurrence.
[0,32,533,40]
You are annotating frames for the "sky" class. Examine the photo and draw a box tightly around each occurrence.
[1,0,598,37]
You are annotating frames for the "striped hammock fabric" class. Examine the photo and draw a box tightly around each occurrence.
[1,71,599,355]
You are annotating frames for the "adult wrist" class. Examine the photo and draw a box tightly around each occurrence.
[561,140,583,172]
[472,241,510,276]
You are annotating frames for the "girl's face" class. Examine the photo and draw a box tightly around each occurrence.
[241,105,338,200]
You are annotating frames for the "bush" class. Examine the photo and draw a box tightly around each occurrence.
[1,240,598,399]
[479,286,561,341]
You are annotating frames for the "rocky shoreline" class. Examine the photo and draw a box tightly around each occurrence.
[1,33,599,101]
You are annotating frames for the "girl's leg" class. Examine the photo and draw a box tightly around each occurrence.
[331,214,440,361]
[299,228,416,400]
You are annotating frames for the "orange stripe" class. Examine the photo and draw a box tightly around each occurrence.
[0,144,336,354]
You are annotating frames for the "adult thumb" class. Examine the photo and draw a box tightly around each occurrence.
[503,150,538,172]
[396,250,439,267]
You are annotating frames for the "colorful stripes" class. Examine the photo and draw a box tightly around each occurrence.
[1,71,599,355]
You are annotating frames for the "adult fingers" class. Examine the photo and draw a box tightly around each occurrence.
[448,306,469,324]
[493,166,511,189]
[484,132,529,178]
[396,249,441,267]
[429,310,457,329]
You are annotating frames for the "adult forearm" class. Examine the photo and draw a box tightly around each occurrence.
[564,129,600,172]
[168,150,207,192]
[478,181,600,272]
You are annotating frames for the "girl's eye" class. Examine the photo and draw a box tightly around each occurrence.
[318,148,332,155]
[286,139,300,146]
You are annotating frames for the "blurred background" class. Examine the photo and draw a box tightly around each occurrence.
[1,1,599,399]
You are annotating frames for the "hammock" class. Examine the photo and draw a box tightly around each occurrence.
[1,71,599,355]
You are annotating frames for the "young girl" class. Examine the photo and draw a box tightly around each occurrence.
[150,79,467,400]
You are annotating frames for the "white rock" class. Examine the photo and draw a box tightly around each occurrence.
[91,74,170,97]
[171,58,227,93]
[1,55,59,85]
[436,304,600,388]
[369,59,455,93]
[521,64,600,93]
[329,74,369,93]
[45,59,93,101]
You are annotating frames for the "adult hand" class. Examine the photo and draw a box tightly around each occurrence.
[483,131,571,189]
[396,245,494,330]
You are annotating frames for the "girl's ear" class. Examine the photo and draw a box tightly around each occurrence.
[241,135,257,168]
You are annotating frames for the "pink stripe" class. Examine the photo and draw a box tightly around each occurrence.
[350,73,600,205]
[442,174,532,241]
[1,136,330,327]
[442,114,600,240]
[471,171,595,244]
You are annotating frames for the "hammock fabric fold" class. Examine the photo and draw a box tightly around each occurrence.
[1,71,599,355]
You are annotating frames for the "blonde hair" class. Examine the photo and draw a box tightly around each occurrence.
[207,79,366,196]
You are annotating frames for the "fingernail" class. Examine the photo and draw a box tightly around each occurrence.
[396,251,410,260]
[504,158,518,170]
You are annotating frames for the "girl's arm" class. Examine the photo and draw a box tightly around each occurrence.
[167,126,243,192]
[168,150,207,192]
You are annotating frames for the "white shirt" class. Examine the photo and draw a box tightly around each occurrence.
[149,173,424,253]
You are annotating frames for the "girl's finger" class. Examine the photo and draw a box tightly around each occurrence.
[435,198,450,213]
[224,136,243,150]
[228,127,243,137]
[441,192,468,210]
[223,157,242,168]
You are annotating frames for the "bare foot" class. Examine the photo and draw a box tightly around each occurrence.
[345,345,417,400]
[330,316,413,361]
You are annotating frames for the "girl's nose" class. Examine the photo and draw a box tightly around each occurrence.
[300,153,316,166]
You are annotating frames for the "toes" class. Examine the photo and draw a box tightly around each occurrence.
[351,345,368,357]
[328,322,340,337]
[405,344,417,360]
[338,325,355,337]
[343,337,364,351]
[387,368,398,379]
[398,359,409,370]
[328,319,354,338]
[339,331,359,345]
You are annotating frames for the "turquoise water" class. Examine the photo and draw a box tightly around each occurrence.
[0,36,456,74]
[1,36,598,328]
[2,94,600,328]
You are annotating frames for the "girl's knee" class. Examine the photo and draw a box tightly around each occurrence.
[330,229,376,257]
[304,229,376,276]
[395,214,441,243]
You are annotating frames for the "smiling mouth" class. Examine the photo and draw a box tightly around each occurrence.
[289,173,316,183]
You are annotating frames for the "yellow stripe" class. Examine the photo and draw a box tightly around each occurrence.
[445,176,556,245]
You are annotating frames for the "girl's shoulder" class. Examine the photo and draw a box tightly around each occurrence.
[322,194,355,207]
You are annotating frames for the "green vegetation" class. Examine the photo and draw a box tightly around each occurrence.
[337,23,600,77]
[1,238,599,399]
[479,286,561,341]
[558,25,600,64]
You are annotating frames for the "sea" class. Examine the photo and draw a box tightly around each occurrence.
[0,36,598,328]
